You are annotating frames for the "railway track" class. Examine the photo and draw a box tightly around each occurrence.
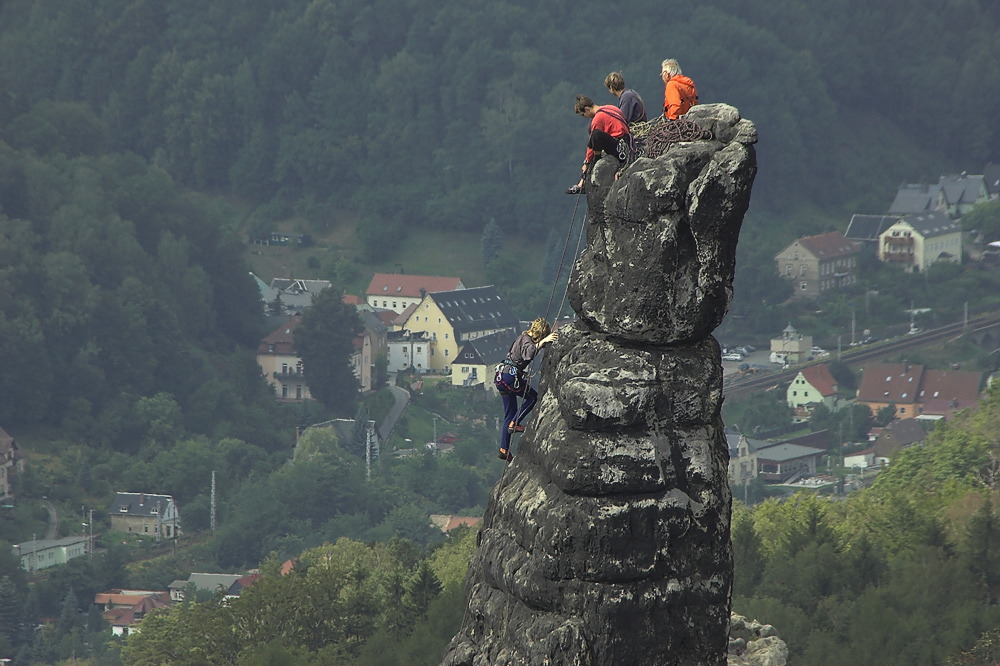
[721,310,1000,400]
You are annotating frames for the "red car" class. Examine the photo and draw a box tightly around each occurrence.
[438,434,459,444]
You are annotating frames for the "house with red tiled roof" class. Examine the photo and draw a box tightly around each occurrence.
[94,590,171,637]
[857,362,983,420]
[429,514,483,533]
[917,368,984,419]
[366,274,464,314]
[787,363,839,420]
[774,231,861,299]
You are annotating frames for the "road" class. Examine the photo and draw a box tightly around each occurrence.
[43,498,59,540]
[377,381,411,442]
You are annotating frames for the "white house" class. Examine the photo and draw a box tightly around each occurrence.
[13,536,89,572]
[787,363,839,421]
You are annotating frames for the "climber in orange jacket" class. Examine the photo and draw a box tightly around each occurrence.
[565,95,631,194]
[661,58,698,120]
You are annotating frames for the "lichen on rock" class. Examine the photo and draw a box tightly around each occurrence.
[442,103,757,666]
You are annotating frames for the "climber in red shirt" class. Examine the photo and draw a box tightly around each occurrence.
[661,58,698,120]
[565,95,631,194]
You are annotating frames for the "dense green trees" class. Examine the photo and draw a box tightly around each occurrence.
[122,534,470,666]
[734,385,1000,665]
[294,287,364,410]
[3,0,997,243]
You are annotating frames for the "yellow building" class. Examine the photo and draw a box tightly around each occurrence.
[401,286,519,374]
[878,212,962,273]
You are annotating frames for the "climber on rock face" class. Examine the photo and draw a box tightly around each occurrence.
[494,318,558,461]
[565,95,631,195]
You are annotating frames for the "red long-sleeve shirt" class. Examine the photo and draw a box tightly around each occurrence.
[584,105,629,163]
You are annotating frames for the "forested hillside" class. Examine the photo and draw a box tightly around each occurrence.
[110,384,1000,665]
[2,0,998,239]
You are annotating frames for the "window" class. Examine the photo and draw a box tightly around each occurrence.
[800,265,807,276]
[444,349,450,357]
[282,385,288,398]
[416,346,422,353]
[296,385,302,399]
[445,333,449,339]
[393,302,397,308]
[282,363,288,374]
[438,318,442,324]
[800,282,807,290]
[899,407,906,414]
[785,264,792,275]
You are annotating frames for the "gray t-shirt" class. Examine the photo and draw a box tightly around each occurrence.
[506,332,539,372]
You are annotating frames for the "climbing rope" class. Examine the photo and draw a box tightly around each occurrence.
[631,118,713,159]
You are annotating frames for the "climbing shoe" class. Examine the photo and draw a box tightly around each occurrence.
[565,184,583,195]
[498,448,514,462]
[508,422,525,433]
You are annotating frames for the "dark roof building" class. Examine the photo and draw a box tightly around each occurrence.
[845,214,897,243]
[431,286,519,338]
[889,184,940,215]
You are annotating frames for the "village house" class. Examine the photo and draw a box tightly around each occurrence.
[94,590,171,637]
[787,363,839,421]
[845,214,896,246]
[856,362,983,420]
[452,331,511,387]
[253,275,333,318]
[878,212,963,273]
[888,173,990,217]
[366,273,464,314]
[843,447,876,470]
[769,323,813,365]
[387,329,431,373]
[400,286,519,375]
[256,315,310,401]
[12,536,89,572]
[774,231,861,299]
[872,419,929,464]
[110,492,181,539]
[726,434,766,488]
[352,307,389,392]
[754,442,825,484]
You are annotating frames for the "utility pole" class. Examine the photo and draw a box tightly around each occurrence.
[851,308,856,346]
[964,301,969,330]
[210,471,216,533]
[365,422,373,481]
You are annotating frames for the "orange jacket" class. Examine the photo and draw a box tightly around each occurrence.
[663,75,698,120]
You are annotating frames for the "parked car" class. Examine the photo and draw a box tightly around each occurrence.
[722,353,744,362]
[437,434,459,444]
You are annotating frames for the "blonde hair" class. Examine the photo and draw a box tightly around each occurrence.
[527,318,551,342]
[604,71,625,93]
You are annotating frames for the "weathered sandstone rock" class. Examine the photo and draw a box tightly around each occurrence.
[442,103,757,666]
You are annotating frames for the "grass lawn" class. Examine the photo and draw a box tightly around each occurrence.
[246,215,547,297]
